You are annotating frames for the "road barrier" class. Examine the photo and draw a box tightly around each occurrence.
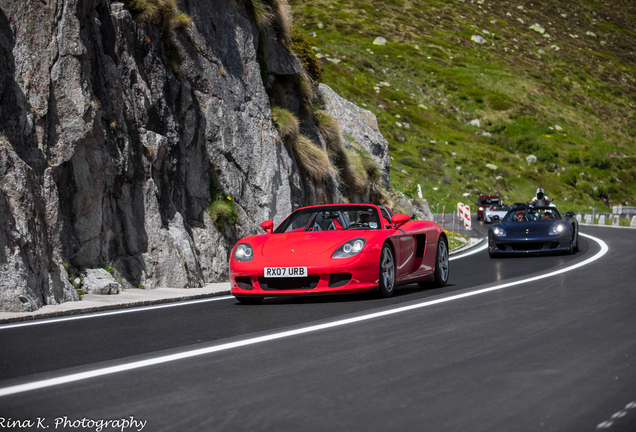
[457,202,472,230]
[578,213,636,227]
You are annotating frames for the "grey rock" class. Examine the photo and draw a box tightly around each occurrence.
[82,268,122,295]
[317,84,390,188]
[373,37,388,45]
[526,155,538,163]
[0,0,390,310]
[471,35,487,44]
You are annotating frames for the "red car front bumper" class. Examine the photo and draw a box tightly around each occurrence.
[230,251,381,297]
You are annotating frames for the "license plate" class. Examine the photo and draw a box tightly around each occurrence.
[264,267,307,278]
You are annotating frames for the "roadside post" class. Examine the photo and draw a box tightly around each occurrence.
[442,205,446,230]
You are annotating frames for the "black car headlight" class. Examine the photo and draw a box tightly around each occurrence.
[492,226,506,237]
[332,238,366,259]
[549,223,566,236]
[234,243,253,262]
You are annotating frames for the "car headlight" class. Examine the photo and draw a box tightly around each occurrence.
[332,238,366,259]
[549,223,566,235]
[233,243,253,262]
[493,226,506,237]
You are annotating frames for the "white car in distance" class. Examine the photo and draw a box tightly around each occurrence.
[484,204,511,223]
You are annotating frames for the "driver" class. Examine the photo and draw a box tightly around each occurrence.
[359,210,373,225]
[515,210,526,222]
[531,188,550,207]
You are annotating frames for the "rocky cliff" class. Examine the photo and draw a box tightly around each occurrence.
[0,0,396,311]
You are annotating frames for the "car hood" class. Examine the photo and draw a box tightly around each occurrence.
[261,231,364,256]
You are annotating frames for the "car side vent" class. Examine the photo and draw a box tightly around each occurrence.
[235,277,253,290]
[328,273,352,288]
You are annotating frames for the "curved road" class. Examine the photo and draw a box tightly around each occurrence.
[0,224,635,432]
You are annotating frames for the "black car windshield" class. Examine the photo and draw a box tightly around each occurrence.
[275,206,383,233]
[480,198,500,206]
[504,208,562,222]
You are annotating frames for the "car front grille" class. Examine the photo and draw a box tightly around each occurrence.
[235,277,253,290]
[328,273,352,288]
[258,275,320,290]
[499,241,561,252]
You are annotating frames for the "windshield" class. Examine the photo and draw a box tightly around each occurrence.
[480,198,500,206]
[275,206,383,233]
[504,208,562,222]
[490,205,510,211]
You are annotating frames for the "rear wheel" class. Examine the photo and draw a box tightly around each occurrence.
[432,237,449,287]
[378,244,395,298]
[235,296,263,304]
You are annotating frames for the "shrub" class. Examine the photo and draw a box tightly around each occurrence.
[293,135,334,182]
[271,106,299,141]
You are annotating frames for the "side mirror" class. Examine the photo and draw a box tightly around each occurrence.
[492,215,500,222]
[260,220,274,234]
[565,212,575,219]
[391,214,410,228]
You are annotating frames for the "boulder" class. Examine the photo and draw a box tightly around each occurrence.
[471,35,487,44]
[373,37,388,45]
[526,155,538,163]
[82,269,122,295]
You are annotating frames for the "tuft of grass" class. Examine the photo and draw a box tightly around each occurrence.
[170,11,192,33]
[314,110,342,157]
[271,106,299,141]
[207,199,240,229]
[290,26,322,82]
[104,263,115,275]
[208,177,240,229]
[123,0,191,73]
[341,149,368,195]
[293,135,334,182]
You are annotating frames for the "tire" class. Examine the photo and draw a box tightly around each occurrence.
[378,244,396,298]
[432,237,449,287]
[235,296,264,304]
[573,229,579,253]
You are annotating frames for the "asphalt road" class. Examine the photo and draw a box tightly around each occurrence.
[0,224,635,432]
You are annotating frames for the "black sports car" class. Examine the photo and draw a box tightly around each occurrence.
[488,205,579,257]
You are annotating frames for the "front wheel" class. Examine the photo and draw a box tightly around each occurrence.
[432,237,449,287]
[573,229,579,253]
[378,244,395,298]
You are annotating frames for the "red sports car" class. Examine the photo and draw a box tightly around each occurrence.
[229,203,449,304]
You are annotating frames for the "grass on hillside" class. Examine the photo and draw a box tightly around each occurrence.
[290,0,636,213]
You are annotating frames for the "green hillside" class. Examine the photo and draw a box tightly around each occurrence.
[290,0,636,213]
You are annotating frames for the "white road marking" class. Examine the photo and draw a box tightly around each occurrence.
[0,296,233,330]
[0,233,608,398]
[450,240,488,260]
